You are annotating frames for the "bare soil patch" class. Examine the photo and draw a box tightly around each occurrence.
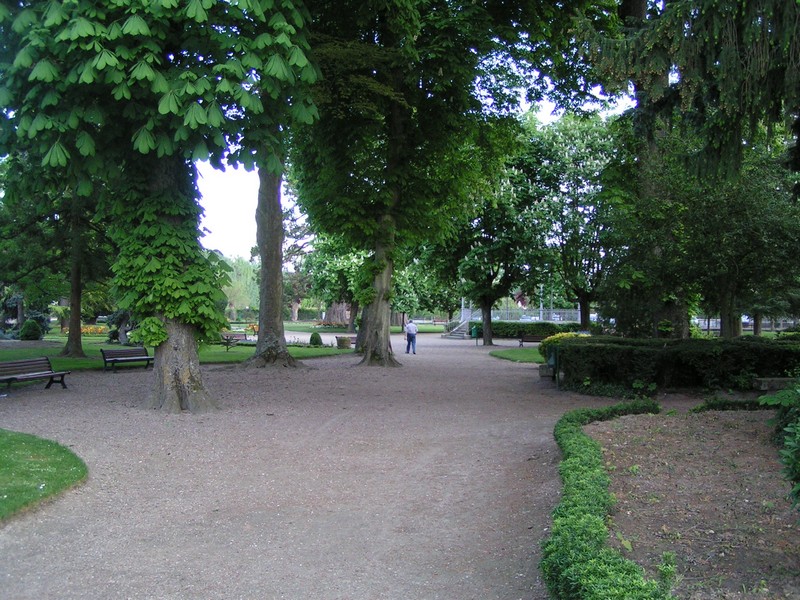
[585,393,800,599]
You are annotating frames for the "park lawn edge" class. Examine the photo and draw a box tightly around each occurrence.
[0,429,88,522]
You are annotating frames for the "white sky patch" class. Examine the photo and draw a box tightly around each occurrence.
[196,161,260,259]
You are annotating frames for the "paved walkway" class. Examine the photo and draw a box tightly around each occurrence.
[0,334,588,599]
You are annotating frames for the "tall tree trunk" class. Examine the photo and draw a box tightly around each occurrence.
[150,318,217,412]
[326,301,349,325]
[347,301,359,333]
[719,293,743,338]
[245,167,296,368]
[654,299,690,339]
[480,302,494,345]
[577,294,591,331]
[752,312,762,336]
[360,218,399,366]
[16,295,23,329]
[61,193,86,357]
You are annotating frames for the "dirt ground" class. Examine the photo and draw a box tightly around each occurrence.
[585,394,800,599]
[1,335,798,599]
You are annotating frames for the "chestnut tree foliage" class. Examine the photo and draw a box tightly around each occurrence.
[0,0,317,411]
[290,0,604,366]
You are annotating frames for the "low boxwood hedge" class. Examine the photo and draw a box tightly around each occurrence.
[540,399,676,599]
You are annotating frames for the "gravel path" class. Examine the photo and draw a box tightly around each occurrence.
[0,334,589,600]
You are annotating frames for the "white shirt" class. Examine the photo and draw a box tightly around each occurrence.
[405,322,418,335]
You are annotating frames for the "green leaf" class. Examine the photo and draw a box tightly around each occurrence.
[40,89,60,108]
[93,49,120,70]
[158,91,181,115]
[183,102,208,128]
[29,60,59,83]
[206,102,225,127]
[79,62,96,84]
[186,0,209,22]
[287,46,308,67]
[12,9,37,34]
[155,134,175,157]
[151,72,169,94]
[44,0,69,28]
[132,127,156,153]
[264,54,291,81]
[122,15,151,36]
[253,33,274,49]
[76,178,94,197]
[129,61,156,82]
[112,83,132,100]
[75,131,96,156]
[12,47,34,69]
[192,140,210,161]
[42,140,70,168]
[73,17,97,38]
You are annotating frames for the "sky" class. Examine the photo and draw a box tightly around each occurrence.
[197,161,260,260]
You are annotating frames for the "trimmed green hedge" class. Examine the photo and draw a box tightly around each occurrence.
[554,336,800,390]
[540,399,676,599]
[470,321,599,338]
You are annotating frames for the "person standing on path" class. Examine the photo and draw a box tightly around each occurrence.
[405,319,418,354]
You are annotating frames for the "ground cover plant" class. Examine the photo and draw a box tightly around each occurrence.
[0,429,87,521]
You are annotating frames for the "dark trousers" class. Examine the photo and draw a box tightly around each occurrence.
[406,334,416,353]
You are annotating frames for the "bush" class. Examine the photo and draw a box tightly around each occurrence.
[539,332,591,361]
[469,320,600,339]
[309,331,323,347]
[540,398,675,599]
[19,319,43,340]
[760,383,800,511]
[554,336,800,391]
[25,310,51,335]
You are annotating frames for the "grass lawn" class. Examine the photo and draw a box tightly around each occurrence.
[489,347,545,364]
[0,429,88,522]
[0,334,354,372]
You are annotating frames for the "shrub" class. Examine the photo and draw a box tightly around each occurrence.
[539,332,591,361]
[760,383,800,511]
[19,319,43,341]
[540,398,675,599]
[309,331,323,347]
[554,336,800,391]
[25,310,51,335]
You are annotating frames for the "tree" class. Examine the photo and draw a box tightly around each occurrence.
[684,134,800,337]
[518,113,627,330]
[456,172,547,345]
[302,235,370,334]
[578,0,800,177]
[0,154,112,355]
[221,256,259,321]
[291,0,600,365]
[599,119,800,338]
[1,1,317,411]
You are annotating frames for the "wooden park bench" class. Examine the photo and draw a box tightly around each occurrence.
[100,347,154,372]
[0,357,70,391]
[519,334,546,347]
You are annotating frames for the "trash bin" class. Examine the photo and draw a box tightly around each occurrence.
[471,325,478,338]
